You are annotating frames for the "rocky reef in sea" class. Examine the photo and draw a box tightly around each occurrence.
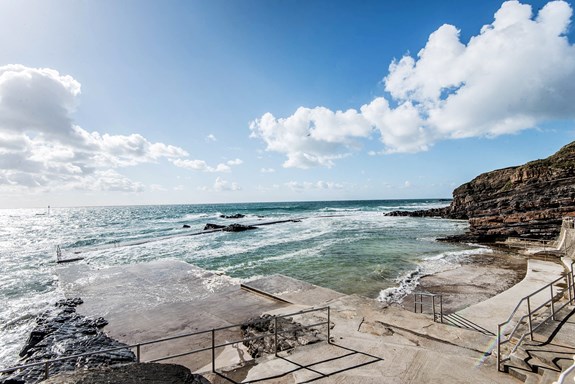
[387,141,575,242]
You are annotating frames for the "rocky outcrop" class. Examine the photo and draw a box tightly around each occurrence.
[40,363,210,384]
[1,299,135,384]
[386,207,451,218]
[220,214,245,219]
[444,141,575,241]
[386,141,575,242]
[240,314,322,358]
[222,224,257,232]
[203,223,226,230]
[203,223,257,232]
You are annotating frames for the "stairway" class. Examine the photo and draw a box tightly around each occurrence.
[442,313,495,336]
[503,305,575,384]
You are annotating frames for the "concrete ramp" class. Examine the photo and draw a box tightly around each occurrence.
[57,259,295,370]
[452,259,566,334]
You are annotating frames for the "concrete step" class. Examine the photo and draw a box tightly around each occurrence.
[539,368,561,384]
[506,361,540,383]
[521,343,575,371]
[510,350,558,375]
[523,367,563,384]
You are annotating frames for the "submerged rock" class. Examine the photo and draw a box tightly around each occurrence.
[203,223,257,232]
[203,223,225,230]
[222,224,257,232]
[220,214,245,219]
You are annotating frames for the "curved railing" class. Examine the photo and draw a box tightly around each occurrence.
[497,261,575,372]
[554,355,575,384]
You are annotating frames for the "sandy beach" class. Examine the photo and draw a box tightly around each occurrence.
[401,250,528,313]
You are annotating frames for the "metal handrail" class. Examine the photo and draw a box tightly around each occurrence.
[413,292,443,323]
[554,355,575,384]
[497,265,575,372]
[0,306,331,381]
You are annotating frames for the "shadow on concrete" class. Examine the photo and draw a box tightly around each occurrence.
[214,342,384,384]
[443,313,496,336]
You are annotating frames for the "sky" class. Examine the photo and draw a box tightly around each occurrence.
[1,0,575,208]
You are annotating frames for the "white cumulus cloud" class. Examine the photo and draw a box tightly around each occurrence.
[285,180,344,191]
[0,64,191,192]
[214,177,241,192]
[172,158,243,172]
[250,0,575,166]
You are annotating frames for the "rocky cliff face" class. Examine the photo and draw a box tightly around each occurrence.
[444,141,575,241]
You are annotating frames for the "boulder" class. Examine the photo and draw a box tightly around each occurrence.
[220,214,245,219]
[240,314,321,358]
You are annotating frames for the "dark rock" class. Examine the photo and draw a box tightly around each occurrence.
[385,207,451,218]
[40,363,211,384]
[3,298,135,384]
[220,214,245,219]
[240,314,321,358]
[203,223,225,230]
[55,298,83,307]
[182,224,191,228]
[222,224,257,232]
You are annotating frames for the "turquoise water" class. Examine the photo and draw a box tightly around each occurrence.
[0,199,481,368]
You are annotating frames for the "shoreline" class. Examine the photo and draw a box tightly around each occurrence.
[400,249,527,313]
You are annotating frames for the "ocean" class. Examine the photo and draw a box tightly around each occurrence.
[0,199,487,368]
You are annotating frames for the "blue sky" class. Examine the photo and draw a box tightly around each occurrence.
[0,0,574,208]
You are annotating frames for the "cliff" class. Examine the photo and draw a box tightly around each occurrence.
[388,141,575,242]
[449,141,575,241]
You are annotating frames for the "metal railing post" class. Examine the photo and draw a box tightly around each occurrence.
[44,362,49,380]
[414,294,417,313]
[274,316,278,357]
[327,307,331,344]
[497,324,501,372]
[420,294,423,313]
[440,295,443,323]
[211,329,215,373]
[568,273,573,305]
[527,297,534,341]
[550,284,556,321]
[571,262,575,305]
[136,344,141,363]
[432,295,436,322]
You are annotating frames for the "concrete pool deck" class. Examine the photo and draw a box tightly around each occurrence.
[56,256,571,383]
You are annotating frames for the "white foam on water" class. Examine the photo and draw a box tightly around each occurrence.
[377,246,493,304]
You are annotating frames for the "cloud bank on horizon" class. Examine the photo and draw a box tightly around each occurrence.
[0,65,240,193]
[250,0,575,168]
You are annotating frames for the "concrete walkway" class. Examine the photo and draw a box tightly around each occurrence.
[56,257,570,383]
[452,259,566,334]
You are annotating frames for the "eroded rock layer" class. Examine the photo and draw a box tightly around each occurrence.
[387,141,575,242]
[445,142,575,241]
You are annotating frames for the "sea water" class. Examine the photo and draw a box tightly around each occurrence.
[0,199,482,368]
